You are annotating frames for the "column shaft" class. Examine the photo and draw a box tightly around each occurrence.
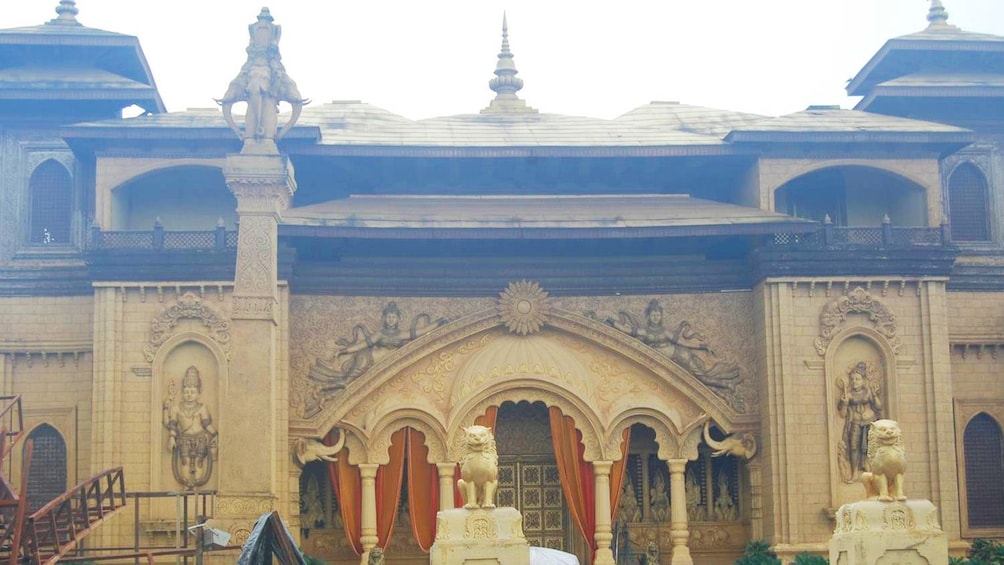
[592,461,615,565]
[668,459,693,565]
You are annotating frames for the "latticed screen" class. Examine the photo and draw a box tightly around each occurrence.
[964,413,1004,528]
[29,160,72,245]
[949,163,990,242]
[26,425,68,513]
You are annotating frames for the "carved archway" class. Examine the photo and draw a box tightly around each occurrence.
[304,305,746,465]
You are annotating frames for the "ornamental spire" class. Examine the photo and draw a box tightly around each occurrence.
[926,0,952,28]
[48,0,81,26]
[482,13,537,114]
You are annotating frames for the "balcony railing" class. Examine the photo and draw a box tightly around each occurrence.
[89,221,237,251]
[771,219,950,249]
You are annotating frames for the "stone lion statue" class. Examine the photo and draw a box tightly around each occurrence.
[367,547,384,565]
[456,425,499,509]
[860,419,906,502]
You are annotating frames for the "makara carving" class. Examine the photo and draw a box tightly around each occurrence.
[588,299,741,395]
[703,422,757,460]
[218,8,308,152]
[163,366,218,488]
[457,425,499,509]
[293,429,345,466]
[837,361,883,482]
[860,419,906,502]
[307,302,447,399]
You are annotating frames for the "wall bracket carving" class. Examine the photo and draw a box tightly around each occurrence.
[144,292,232,362]
[815,287,900,356]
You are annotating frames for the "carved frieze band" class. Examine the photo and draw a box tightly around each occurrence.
[815,287,901,356]
[144,291,232,362]
[215,494,275,517]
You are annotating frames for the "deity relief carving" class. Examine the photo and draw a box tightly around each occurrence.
[617,477,642,523]
[649,472,670,522]
[587,299,741,395]
[218,8,308,152]
[163,366,218,489]
[712,471,737,521]
[307,302,447,399]
[836,361,884,482]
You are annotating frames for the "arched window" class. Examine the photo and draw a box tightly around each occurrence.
[949,163,991,242]
[28,160,73,245]
[25,424,68,513]
[964,413,1004,528]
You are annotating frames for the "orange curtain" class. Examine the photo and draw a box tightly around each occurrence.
[549,406,595,555]
[608,427,631,522]
[327,428,407,555]
[548,408,632,562]
[455,406,500,507]
[376,428,407,549]
[327,431,363,555]
[406,428,438,552]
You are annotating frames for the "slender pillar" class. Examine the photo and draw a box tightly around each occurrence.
[668,459,693,565]
[592,461,615,565]
[215,152,294,537]
[437,463,456,511]
[360,463,380,554]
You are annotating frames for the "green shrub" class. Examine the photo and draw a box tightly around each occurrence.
[792,552,828,565]
[735,540,782,565]
[968,538,1004,565]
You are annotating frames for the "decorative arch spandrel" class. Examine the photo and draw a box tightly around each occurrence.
[815,287,901,357]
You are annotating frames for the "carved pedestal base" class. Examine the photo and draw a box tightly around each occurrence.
[430,508,530,565]
[829,500,947,565]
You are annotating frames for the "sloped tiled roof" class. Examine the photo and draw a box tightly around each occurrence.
[726,107,972,144]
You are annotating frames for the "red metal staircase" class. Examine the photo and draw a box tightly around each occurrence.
[0,396,127,565]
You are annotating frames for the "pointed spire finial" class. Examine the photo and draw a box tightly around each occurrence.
[482,13,537,114]
[926,0,951,27]
[49,0,81,26]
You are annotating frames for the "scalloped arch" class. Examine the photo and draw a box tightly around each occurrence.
[311,305,746,465]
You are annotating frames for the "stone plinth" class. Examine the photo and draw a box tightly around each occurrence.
[430,508,530,565]
[829,500,947,565]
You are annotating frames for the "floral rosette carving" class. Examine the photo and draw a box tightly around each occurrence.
[497,280,550,336]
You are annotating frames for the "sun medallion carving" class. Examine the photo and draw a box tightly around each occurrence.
[497,280,550,335]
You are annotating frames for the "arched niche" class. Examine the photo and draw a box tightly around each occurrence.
[110,165,235,230]
[23,423,68,513]
[774,165,928,227]
[150,333,228,491]
[824,327,898,509]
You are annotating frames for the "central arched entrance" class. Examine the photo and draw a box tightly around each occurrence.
[297,303,756,565]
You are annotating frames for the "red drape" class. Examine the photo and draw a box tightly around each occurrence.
[548,407,631,562]
[327,431,362,555]
[406,428,438,552]
[327,428,407,555]
[455,406,499,507]
[376,429,406,548]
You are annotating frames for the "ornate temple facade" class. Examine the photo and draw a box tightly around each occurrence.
[1,1,1003,564]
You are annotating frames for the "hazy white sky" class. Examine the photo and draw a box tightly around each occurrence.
[8,1,1004,119]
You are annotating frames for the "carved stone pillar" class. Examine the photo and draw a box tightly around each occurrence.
[437,463,456,511]
[219,153,294,540]
[747,459,764,540]
[592,461,615,565]
[668,459,693,565]
[360,463,380,554]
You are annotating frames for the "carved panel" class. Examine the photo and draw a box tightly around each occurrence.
[815,287,901,356]
[145,292,231,362]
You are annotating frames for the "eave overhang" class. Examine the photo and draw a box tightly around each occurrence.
[279,194,817,241]
[847,37,1004,98]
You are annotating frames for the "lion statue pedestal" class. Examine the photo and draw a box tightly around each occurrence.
[829,420,947,565]
[430,425,530,565]
[430,508,530,565]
